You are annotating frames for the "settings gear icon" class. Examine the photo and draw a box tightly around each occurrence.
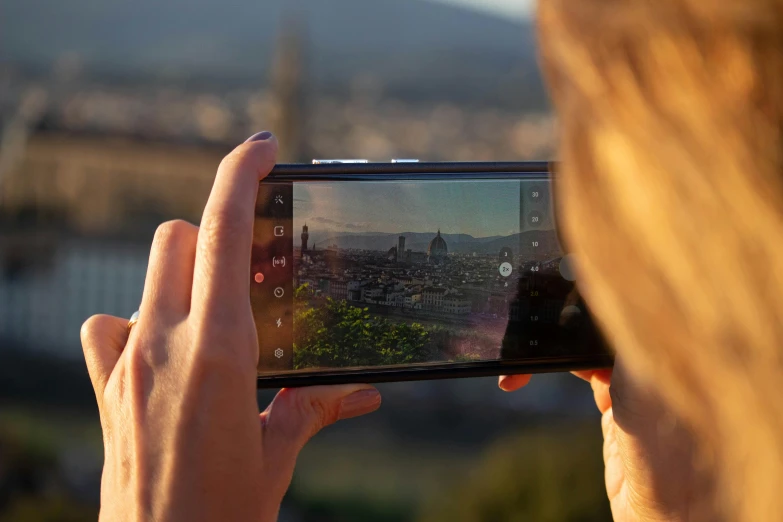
[274,348,284,359]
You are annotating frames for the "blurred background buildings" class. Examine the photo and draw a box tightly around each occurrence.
[0,1,610,520]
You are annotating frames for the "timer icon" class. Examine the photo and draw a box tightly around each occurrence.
[274,348,284,359]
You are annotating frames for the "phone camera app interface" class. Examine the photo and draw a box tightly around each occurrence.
[253,178,607,375]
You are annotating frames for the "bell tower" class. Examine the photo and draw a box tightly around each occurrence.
[301,223,309,251]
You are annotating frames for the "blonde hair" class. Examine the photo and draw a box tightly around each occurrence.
[537,0,783,520]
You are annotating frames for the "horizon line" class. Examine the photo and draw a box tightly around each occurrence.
[299,229,553,240]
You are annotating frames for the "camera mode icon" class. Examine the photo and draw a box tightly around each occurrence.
[274,348,284,359]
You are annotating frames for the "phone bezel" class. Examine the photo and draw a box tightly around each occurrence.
[256,162,613,388]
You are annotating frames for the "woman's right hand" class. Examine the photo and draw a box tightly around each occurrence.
[81,134,382,522]
[500,360,703,522]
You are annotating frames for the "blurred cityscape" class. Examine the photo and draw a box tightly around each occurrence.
[0,1,610,521]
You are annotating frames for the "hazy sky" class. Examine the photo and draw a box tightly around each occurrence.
[430,0,535,21]
[293,180,521,239]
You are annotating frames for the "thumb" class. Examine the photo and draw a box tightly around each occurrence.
[80,314,128,406]
[256,385,381,509]
[261,385,381,454]
[258,385,381,501]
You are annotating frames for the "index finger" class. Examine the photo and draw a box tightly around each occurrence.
[192,133,278,319]
[498,374,532,391]
[80,314,128,407]
[571,368,612,384]
[571,369,613,414]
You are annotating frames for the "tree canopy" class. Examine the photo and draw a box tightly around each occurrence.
[293,284,434,369]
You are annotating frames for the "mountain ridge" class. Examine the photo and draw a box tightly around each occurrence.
[0,0,545,107]
[306,230,560,255]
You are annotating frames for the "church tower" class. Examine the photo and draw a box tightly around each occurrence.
[301,223,309,251]
[397,236,405,263]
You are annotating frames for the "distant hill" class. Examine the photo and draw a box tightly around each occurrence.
[310,230,560,256]
[0,0,546,108]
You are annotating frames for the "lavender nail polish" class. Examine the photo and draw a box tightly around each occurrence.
[245,131,273,143]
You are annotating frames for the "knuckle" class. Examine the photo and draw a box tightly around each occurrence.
[126,328,170,372]
[218,147,243,172]
[80,315,100,345]
[269,389,341,444]
[298,393,339,431]
[153,219,194,251]
[198,208,246,251]
[125,341,156,388]
[81,314,111,348]
[199,207,241,240]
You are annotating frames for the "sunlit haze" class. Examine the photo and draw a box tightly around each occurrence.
[293,180,521,240]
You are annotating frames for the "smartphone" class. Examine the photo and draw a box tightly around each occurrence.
[252,161,612,388]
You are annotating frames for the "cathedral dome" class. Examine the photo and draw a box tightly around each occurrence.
[427,230,448,258]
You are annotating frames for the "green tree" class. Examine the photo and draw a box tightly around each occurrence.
[1,497,97,522]
[293,284,433,369]
[417,424,611,522]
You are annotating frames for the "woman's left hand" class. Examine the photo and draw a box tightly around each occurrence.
[500,360,701,522]
[80,132,382,522]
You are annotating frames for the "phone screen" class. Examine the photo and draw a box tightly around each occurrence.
[252,176,609,377]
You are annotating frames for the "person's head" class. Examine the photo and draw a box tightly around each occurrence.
[537,0,783,520]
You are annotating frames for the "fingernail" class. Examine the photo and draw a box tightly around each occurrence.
[245,131,273,143]
[338,389,381,420]
[498,375,514,392]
